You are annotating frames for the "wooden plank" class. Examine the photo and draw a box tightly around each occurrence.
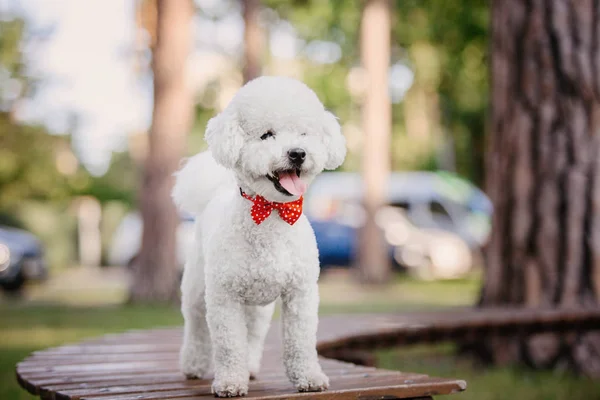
[18,360,180,374]
[315,308,600,355]
[32,344,181,356]
[41,368,418,395]
[56,371,411,399]
[17,358,355,381]
[20,359,374,392]
[31,372,187,395]
[20,353,179,366]
[170,397,436,400]
[80,375,465,400]
[39,365,407,395]
[169,397,436,400]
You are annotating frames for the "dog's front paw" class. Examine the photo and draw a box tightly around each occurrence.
[211,378,249,397]
[293,370,330,392]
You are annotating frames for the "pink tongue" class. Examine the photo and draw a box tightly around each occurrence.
[278,171,307,196]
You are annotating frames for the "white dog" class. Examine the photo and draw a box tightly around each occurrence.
[172,76,346,397]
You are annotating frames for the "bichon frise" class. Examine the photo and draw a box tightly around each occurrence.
[172,76,346,397]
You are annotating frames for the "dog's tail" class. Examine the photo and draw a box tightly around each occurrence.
[172,151,236,215]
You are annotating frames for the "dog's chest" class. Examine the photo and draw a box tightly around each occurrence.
[234,229,300,305]
[231,262,287,305]
[215,215,318,306]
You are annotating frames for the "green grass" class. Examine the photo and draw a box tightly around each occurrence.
[1,275,598,400]
[318,272,481,313]
[0,303,182,400]
[377,345,600,400]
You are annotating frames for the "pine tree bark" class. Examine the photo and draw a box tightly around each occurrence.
[480,0,600,376]
[242,0,262,83]
[129,0,193,303]
[358,0,392,284]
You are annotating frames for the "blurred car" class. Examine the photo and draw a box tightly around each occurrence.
[378,206,474,280]
[304,171,493,279]
[0,226,48,293]
[108,211,195,268]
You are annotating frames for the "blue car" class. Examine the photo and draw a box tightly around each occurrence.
[308,219,356,267]
[0,226,48,292]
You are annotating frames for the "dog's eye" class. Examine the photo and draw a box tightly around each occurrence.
[301,133,307,136]
[260,131,274,140]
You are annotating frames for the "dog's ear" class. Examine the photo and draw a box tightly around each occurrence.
[322,111,347,170]
[205,110,244,169]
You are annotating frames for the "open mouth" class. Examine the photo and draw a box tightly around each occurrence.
[266,168,306,197]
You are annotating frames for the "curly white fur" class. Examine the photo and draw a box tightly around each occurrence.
[172,76,346,397]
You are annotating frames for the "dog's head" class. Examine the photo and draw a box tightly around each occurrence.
[205,76,346,203]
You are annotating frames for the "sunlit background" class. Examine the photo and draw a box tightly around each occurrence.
[0,0,488,282]
[1,1,598,399]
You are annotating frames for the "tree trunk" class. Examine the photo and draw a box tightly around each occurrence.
[358,0,392,284]
[242,0,262,83]
[480,0,600,377]
[129,0,193,303]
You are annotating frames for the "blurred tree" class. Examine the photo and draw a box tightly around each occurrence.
[358,0,391,284]
[479,0,600,377]
[129,0,193,303]
[243,0,263,82]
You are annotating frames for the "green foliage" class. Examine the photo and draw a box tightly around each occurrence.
[187,104,213,155]
[100,201,130,265]
[0,111,135,268]
[393,0,489,183]
[16,201,78,271]
[265,0,359,124]
[77,151,138,207]
[267,0,361,61]
[0,16,84,216]
[0,15,138,209]
[258,1,489,183]
[0,18,24,71]
[0,18,29,107]
[0,113,85,211]
[0,15,136,271]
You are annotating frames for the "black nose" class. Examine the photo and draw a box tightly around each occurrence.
[288,148,306,165]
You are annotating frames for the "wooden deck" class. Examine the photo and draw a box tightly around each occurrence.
[316,308,600,360]
[17,308,600,399]
[16,316,468,400]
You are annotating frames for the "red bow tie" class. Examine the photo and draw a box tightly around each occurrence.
[240,190,303,225]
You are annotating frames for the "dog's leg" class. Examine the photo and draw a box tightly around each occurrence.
[207,294,249,397]
[245,302,275,379]
[281,284,329,392]
[180,242,211,379]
